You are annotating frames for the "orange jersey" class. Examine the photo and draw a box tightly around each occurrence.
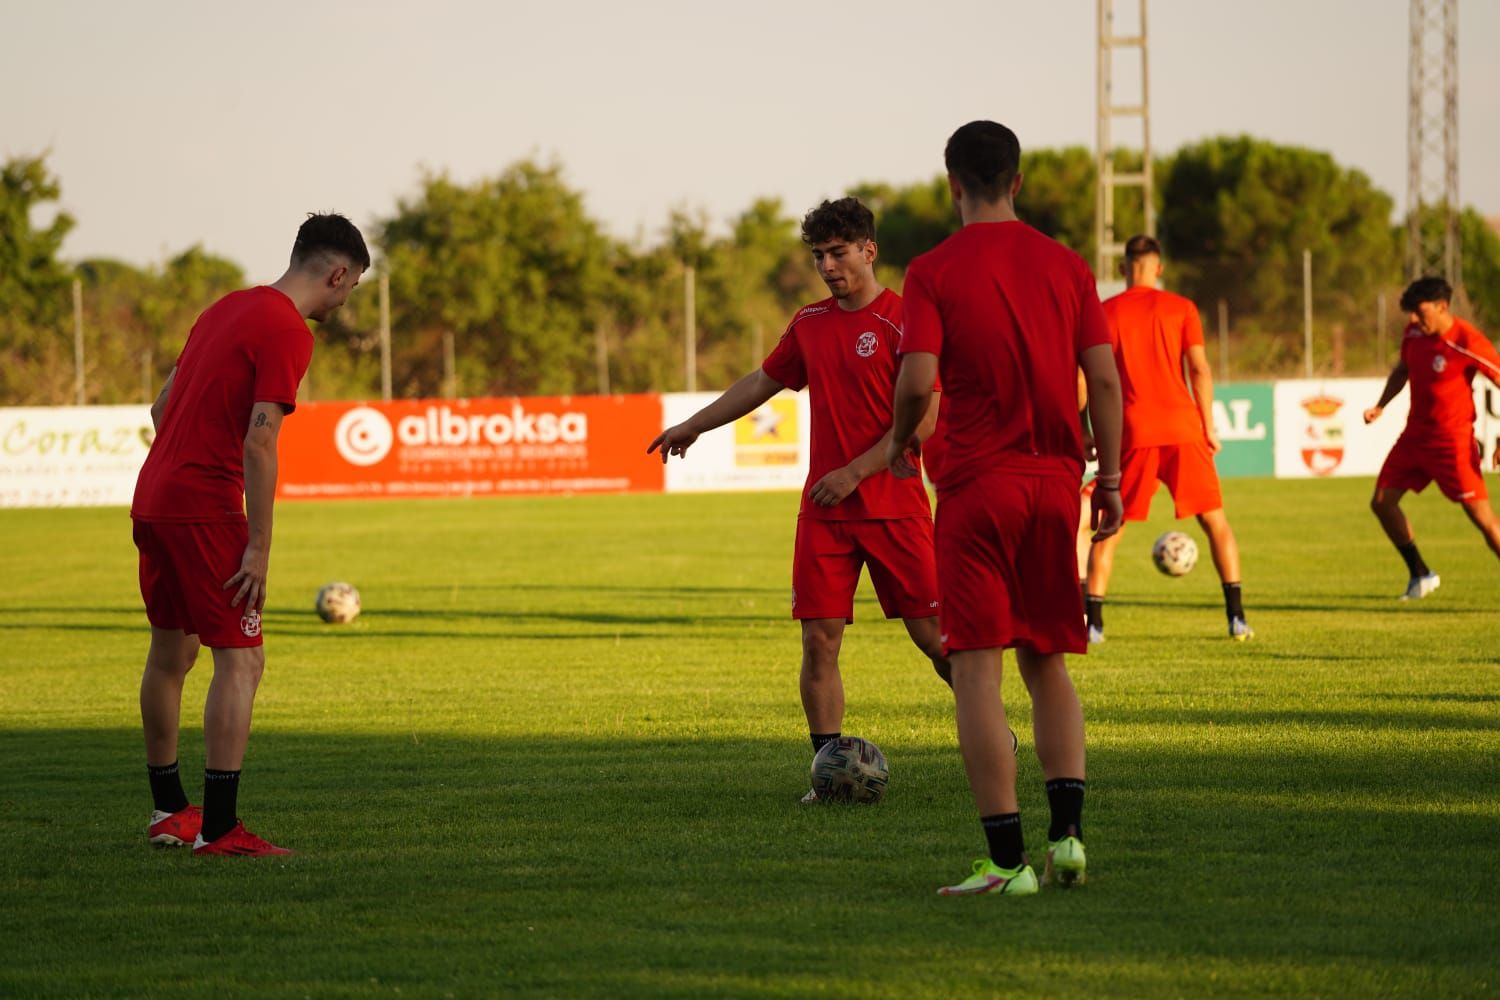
[1102,286,1205,449]
[1398,318,1500,444]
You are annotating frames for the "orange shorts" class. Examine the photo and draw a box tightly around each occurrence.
[935,471,1085,655]
[133,519,263,648]
[791,516,940,622]
[1120,441,1223,521]
[1377,436,1487,502]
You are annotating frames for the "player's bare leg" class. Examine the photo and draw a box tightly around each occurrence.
[1460,498,1500,558]
[1195,508,1241,583]
[204,645,266,771]
[141,627,203,845]
[949,649,1018,815]
[799,618,845,736]
[1016,647,1088,885]
[141,627,201,766]
[902,615,950,686]
[1372,487,1440,598]
[1084,528,1124,642]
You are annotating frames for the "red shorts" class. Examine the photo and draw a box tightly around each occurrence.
[1377,436,1488,502]
[935,471,1085,655]
[1121,441,1223,521]
[133,519,263,648]
[791,516,940,622]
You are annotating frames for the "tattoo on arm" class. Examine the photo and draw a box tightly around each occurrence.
[254,412,269,428]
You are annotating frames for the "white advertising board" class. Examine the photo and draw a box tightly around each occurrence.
[660,391,811,493]
[0,406,153,508]
[1274,378,1499,479]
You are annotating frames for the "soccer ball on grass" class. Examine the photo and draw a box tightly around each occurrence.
[810,736,889,804]
[315,581,361,623]
[1151,531,1198,577]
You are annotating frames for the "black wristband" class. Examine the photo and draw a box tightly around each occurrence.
[1096,483,1121,492]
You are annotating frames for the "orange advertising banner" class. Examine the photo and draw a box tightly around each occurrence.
[277,395,665,500]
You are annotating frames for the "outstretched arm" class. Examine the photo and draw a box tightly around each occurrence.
[647,369,784,462]
[1364,359,1409,424]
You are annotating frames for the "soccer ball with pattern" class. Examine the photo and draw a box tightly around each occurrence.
[315,581,361,623]
[1151,531,1198,577]
[810,736,889,804]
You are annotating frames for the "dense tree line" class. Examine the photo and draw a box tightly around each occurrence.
[3,140,1498,405]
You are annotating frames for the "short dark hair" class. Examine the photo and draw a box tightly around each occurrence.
[944,121,1021,203]
[292,213,370,271]
[801,198,876,246]
[1123,234,1162,260]
[1399,276,1452,313]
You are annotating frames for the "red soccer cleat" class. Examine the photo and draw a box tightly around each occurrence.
[148,805,203,847]
[192,821,293,857]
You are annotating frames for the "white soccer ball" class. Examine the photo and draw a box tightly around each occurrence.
[1151,531,1198,577]
[315,581,361,623]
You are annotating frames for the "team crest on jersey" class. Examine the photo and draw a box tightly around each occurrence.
[240,609,262,638]
[1432,354,1447,373]
[855,331,878,358]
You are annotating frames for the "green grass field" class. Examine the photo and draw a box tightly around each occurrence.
[1,478,1497,997]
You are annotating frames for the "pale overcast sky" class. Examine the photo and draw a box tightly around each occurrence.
[4,0,1497,281]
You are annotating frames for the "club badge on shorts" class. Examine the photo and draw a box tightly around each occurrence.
[855,331,878,358]
[240,609,262,638]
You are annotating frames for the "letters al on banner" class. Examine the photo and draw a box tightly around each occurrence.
[277,396,666,500]
[1210,383,1274,478]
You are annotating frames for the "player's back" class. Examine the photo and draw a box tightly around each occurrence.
[133,286,311,522]
[902,221,1105,491]
[1102,285,1203,448]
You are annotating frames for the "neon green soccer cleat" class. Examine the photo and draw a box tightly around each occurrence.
[937,859,1039,897]
[1042,835,1087,887]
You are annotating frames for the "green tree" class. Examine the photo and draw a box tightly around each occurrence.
[0,155,76,403]
[1459,208,1500,332]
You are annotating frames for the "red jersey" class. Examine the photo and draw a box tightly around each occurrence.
[761,288,931,521]
[1398,318,1500,444]
[899,221,1109,492]
[132,287,312,522]
[1103,285,1206,449]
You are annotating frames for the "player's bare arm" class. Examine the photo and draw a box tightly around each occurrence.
[149,366,178,432]
[886,352,938,479]
[1364,359,1409,424]
[1080,343,1125,540]
[226,401,288,612]
[647,369,783,462]
[1185,345,1220,453]
[1077,369,1097,461]
[812,392,940,506]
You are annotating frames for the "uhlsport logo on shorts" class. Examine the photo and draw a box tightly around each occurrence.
[334,407,395,466]
[855,331,878,358]
[240,609,262,638]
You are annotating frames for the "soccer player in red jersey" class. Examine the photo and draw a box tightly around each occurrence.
[649,198,946,800]
[1365,276,1500,598]
[1083,235,1252,641]
[888,121,1124,896]
[133,214,368,857]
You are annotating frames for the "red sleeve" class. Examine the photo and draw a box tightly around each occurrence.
[1182,299,1205,348]
[899,261,943,356]
[1075,266,1110,356]
[761,321,807,390]
[253,320,313,413]
[1458,325,1500,384]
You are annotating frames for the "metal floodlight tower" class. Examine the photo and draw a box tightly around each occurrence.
[1406,0,1462,295]
[1095,0,1154,280]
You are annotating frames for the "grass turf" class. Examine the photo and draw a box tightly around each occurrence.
[0,477,1496,997]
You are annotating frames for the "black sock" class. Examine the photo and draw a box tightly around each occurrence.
[1045,778,1086,841]
[1397,542,1431,578]
[147,761,189,814]
[202,769,241,842]
[810,732,840,754]
[1222,582,1244,623]
[980,812,1026,870]
[1084,595,1105,630]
